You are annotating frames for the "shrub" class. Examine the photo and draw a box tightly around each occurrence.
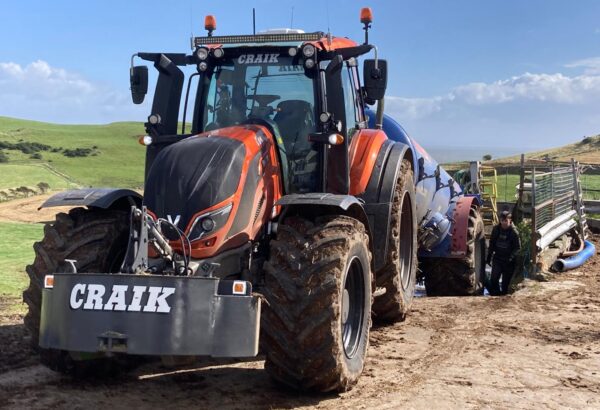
[37,182,50,193]
[0,151,7,163]
[0,141,51,154]
[482,154,492,161]
[63,148,93,157]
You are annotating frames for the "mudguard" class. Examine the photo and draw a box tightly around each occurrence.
[359,141,414,271]
[39,188,142,210]
[275,193,373,258]
[449,195,478,257]
[276,193,363,211]
[418,195,480,259]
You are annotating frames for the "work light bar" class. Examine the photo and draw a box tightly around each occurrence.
[194,32,325,46]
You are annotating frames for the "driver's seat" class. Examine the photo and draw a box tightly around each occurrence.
[273,100,314,158]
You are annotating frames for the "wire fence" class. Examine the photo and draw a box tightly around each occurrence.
[529,166,575,231]
[492,167,600,204]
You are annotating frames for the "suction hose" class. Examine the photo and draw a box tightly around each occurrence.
[553,240,596,272]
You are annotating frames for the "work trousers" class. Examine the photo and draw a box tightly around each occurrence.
[489,259,515,296]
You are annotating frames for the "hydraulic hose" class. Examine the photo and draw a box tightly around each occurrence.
[553,240,596,272]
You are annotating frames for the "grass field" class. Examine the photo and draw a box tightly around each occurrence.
[0,163,75,190]
[0,222,43,312]
[492,173,600,202]
[0,116,146,189]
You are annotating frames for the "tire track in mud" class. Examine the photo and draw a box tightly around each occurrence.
[1,236,599,409]
[397,298,494,397]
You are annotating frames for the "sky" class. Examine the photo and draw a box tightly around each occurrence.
[1,0,600,158]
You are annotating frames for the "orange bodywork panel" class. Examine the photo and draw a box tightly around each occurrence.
[348,129,388,196]
[309,36,359,52]
[163,125,283,259]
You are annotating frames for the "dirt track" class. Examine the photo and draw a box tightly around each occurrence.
[0,194,71,224]
[0,235,598,409]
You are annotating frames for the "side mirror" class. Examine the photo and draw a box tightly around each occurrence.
[130,66,148,104]
[362,59,387,103]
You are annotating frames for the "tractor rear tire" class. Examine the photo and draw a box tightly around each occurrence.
[422,207,486,296]
[262,215,372,392]
[372,159,418,323]
[23,207,130,374]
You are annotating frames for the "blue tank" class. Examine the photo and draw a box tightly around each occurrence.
[366,110,464,254]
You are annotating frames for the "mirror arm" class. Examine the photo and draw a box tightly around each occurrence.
[375,97,384,130]
[371,45,378,70]
[130,53,139,70]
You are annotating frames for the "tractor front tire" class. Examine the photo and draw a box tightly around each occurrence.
[372,159,418,323]
[23,207,130,374]
[262,215,372,392]
[422,207,486,296]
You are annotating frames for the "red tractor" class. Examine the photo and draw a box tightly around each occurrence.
[24,8,485,392]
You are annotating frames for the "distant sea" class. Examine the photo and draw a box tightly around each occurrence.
[424,145,524,164]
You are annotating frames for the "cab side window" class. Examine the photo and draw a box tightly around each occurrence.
[341,66,358,139]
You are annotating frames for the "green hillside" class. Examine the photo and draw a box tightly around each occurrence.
[0,116,146,189]
[491,134,600,165]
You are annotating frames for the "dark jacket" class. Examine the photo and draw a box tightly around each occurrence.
[487,224,521,263]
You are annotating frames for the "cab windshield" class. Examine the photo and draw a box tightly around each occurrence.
[201,54,319,193]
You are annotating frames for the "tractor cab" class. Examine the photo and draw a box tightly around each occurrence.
[130,11,387,196]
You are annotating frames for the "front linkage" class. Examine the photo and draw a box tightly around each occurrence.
[39,206,261,358]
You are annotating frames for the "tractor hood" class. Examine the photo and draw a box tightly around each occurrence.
[143,135,246,232]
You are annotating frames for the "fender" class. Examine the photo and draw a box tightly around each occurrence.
[348,129,388,196]
[449,195,479,257]
[39,188,142,211]
[275,193,373,265]
[419,195,481,259]
[359,141,414,271]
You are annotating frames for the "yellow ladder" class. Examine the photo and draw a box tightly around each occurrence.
[479,166,499,227]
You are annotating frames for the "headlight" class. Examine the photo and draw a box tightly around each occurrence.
[302,44,315,58]
[213,47,224,58]
[198,61,208,72]
[196,47,209,60]
[189,203,232,241]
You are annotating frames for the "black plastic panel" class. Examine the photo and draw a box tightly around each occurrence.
[227,153,261,237]
[39,188,142,210]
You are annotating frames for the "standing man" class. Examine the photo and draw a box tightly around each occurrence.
[486,211,521,295]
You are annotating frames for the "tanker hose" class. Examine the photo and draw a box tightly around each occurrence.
[553,240,596,272]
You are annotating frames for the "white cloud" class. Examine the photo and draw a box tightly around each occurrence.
[388,70,600,120]
[385,66,600,155]
[0,60,148,123]
[565,57,600,75]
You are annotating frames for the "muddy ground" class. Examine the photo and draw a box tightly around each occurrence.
[0,203,598,408]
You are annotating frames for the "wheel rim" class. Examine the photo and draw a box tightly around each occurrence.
[342,256,365,359]
[399,192,414,290]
